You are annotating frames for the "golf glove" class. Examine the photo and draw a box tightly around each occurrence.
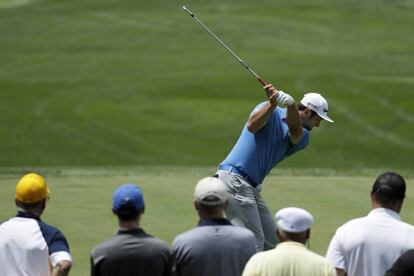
[276,91,294,107]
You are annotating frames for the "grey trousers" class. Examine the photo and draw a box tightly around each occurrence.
[216,170,277,251]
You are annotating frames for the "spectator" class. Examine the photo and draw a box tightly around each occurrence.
[385,249,414,276]
[326,172,414,276]
[0,173,72,276]
[172,177,256,276]
[242,207,336,276]
[90,184,171,276]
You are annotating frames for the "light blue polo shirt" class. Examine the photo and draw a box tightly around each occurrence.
[220,102,309,185]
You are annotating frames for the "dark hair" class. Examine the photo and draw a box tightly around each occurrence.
[196,201,225,215]
[113,204,142,221]
[16,199,45,211]
[372,172,406,207]
[298,103,318,117]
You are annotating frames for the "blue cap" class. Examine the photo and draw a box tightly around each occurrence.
[112,184,144,212]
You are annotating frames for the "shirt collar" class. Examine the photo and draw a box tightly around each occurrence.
[16,211,41,221]
[198,218,232,226]
[276,241,307,250]
[117,228,145,235]
[368,208,401,221]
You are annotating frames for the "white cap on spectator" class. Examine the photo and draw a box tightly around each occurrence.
[275,207,314,233]
[194,177,228,206]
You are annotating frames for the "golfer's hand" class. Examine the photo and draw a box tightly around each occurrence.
[276,91,295,107]
[264,84,278,106]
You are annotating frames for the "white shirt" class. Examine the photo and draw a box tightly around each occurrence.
[326,208,414,276]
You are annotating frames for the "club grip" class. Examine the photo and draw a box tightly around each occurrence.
[257,78,268,86]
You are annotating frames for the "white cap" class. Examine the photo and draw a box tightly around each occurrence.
[300,93,334,123]
[194,177,228,206]
[275,207,314,233]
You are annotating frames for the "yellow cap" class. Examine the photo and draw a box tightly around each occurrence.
[15,173,50,203]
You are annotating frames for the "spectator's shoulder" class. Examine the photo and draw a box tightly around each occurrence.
[172,227,201,247]
[400,219,414,230]
[232,225,256,238]
[144,234,170,250]
[38,218,61,230]
[37,220,67,241]
[91,235,120,260]
[336,216,367,231]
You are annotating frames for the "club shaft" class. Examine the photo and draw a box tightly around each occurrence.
[183,6,267,86]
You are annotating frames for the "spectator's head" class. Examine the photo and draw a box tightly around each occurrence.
[275,207,314,244]
[112,184,145,222]
[371,172,406,212]
[15,173,50,215]
[194,177,228,218]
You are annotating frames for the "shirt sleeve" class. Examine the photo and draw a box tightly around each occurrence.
[246,234,258,256]
[171,239,183,276]
[325,230,346,271]
[48,230,72,266]
[50,251,72,267]
[37,221,72,267]
[249,102,268,117]
[162,246,173,276]
[286,128,309,156]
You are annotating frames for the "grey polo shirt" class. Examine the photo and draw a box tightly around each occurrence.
[91,228,172,276]
[172,218,256,276]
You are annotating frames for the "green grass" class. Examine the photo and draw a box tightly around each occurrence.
[0,168,413,275]
[0,0,413,169]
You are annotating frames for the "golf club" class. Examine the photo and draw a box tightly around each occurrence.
[182,6,268,86]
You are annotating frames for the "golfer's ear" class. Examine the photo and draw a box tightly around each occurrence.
[304,108,312,117]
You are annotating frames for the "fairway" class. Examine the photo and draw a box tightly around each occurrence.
[1,0,414,275]
[0,168,413,275]
[0,0,413,169]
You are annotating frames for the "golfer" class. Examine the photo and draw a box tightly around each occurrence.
[216,84,334,251]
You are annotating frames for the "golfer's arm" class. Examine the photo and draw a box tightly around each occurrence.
[286,103,303,144]
[52,261,72,276]
[247,102,276,133]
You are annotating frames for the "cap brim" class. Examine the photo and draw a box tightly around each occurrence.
[317,113,334,123]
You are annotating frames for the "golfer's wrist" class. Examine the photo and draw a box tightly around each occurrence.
[268,101,277,109]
